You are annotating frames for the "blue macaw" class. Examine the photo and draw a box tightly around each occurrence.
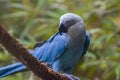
[0,13,90,78]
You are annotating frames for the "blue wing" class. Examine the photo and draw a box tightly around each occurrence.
[80,31,91,58]
[0,32,69,78]
[32,33,69,64]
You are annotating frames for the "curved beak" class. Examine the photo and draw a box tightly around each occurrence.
[59,23,68,35]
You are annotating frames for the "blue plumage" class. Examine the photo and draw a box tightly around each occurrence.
[0,63,25,78]
[80,31,90,58]
[32,33,69,63]
[0,13,90,78]
[0,33,69,77]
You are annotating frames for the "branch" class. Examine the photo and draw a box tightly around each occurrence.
[0,24,70,80]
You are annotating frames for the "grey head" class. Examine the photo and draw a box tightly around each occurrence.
[59,13,85,39]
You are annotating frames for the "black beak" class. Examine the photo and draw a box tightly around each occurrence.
[59,23,68,35]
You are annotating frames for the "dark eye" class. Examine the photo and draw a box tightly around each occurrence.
[59,23,68,34]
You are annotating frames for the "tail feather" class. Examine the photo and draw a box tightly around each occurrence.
[0,62,26,78]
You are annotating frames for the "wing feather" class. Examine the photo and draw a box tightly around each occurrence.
[32,33,69,64]
[80,31,91,58]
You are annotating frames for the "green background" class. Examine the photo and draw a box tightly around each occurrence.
[0,0,120,80]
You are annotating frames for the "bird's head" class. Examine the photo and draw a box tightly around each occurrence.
[59,13,85,39]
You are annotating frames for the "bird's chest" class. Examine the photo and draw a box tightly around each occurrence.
[66,40,84,56]
[60,45,82,63]
[65,46,82,58]
[58,37,85,66]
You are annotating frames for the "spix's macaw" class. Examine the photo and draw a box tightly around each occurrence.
[0,13,90,78]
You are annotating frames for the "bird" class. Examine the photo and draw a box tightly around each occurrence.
[0,13,90,78]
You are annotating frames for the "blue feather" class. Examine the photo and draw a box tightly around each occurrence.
[0,62,25,78]
[32,33,68,64]
[80,31,91,58]
[0,33,68,78]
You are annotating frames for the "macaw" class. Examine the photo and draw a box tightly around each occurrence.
[0,13,90,78]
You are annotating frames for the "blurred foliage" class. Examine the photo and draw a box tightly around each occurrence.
[0,0,120,80]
